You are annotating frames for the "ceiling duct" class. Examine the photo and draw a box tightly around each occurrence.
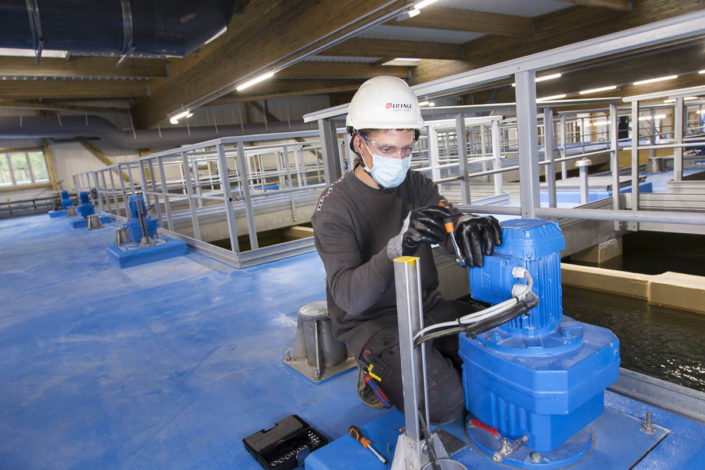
[0,115,317,151]
[0,0,247,60]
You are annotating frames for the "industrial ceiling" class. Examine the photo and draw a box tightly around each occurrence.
[0,0,704,135]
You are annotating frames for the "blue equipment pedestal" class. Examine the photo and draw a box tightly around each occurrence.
[48,209,67,218]
[49,190,74,217]
[106,237,187,268]
[106,194,186,268]
[68,214,112,229]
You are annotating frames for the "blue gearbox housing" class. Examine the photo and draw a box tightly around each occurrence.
[76,191,95,217]
[459,219,620,453]
[60,190,74,208]
[126,195,158,243]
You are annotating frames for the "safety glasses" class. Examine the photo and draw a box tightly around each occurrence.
[359,132,415,158]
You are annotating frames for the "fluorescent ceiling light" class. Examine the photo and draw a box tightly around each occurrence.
[536,73,562,83]
[415,0,440,9]
[639,114,666,121]
[419,101,435,107]
[236,71,276,91]
[382,58,420,66]
[537,94,566,102]
[699,70,705,74]
[632,75,677,86]
[579,85,617,95]
[511,73,562,86]
[205,26,227,45]
[0,47,68,59]
[664,97,697,103]
[592,120,610,126]
[169,110,192,125]
[408,8,420,18]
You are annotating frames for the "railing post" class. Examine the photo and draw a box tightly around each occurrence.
[216,143,241,254]
[318,118,342,185]
[181,151,202,240]
[515,70,540,219]
[674,96,684,182]
[491,119,502,195]
[543,107,556,208]
[455,114,470,204]
[236,141,259,250]
[630,100,640,230]
[157,155,174,232]
[609,103,621,231]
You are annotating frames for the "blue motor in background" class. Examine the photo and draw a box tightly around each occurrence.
[126,195,158,243]
[60,190,74,209]
[76,191,95,217]
[459,219,620,465]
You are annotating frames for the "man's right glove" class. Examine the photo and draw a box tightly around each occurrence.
[453,214,502,267]
[387,206,452,260]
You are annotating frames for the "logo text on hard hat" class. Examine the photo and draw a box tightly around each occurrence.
[386,102,412,110]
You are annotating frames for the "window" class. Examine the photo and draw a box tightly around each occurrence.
[0,149,50,188]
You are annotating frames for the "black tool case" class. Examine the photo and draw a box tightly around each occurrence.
[243,415,328,469]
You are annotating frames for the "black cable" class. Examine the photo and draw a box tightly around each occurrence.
[413,294,539,347]
[418,413,441,470]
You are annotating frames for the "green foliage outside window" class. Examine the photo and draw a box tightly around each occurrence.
[0,149,50,188]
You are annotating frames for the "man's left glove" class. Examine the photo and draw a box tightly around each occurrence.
[453,214,502,267]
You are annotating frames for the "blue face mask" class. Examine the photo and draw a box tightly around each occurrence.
[363,147,411,188]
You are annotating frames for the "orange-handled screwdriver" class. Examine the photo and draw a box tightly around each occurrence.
[439,199,466,267]
[349,425,387,464]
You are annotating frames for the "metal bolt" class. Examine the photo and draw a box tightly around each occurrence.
[562,329,573,340]
[530,452,542,463]
[313,368,320,380]
[641,411,655,434]
[285,350,292,361]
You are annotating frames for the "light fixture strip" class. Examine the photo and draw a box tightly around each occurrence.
[511,73,561,87]
[236,71,276,91]
[579,85,617,95]
[537,94,566,102]
[632,75,678,86]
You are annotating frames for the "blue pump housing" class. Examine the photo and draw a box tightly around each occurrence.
[126,195,158,242]
[459,219,620,452]
[76,191,95,217]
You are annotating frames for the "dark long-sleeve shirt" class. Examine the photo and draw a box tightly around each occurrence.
[311,169,445,355]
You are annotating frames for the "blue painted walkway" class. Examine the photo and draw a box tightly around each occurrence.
[0,214,384,469]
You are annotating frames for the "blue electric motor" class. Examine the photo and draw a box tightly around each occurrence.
[459,219,620,456]
[60,190,74,208]
[76,191,95,217]
[126,195,159,243]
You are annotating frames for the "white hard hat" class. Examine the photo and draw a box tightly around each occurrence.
[346,76,424,131]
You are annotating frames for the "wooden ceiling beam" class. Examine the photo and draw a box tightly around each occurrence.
[557,0,630,11]
[0,81,148,99]
[324,38,463,60]
[0,99,131,113]
[392,7,532,37]
[410,0,705,88]
[0,57,168,79]
[277,61,409,80]
[135,0,408,128]
[211,80,363,104]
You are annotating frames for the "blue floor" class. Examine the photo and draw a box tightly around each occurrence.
[0,214,384,469]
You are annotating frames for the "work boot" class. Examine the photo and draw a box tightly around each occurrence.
[356,366,383,409]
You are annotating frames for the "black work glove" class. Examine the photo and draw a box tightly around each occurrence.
[387,206,452,259]
[453,214,502,267]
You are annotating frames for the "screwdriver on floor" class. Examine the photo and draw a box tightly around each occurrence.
[349,425,387,464]
[438,199,466,267]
